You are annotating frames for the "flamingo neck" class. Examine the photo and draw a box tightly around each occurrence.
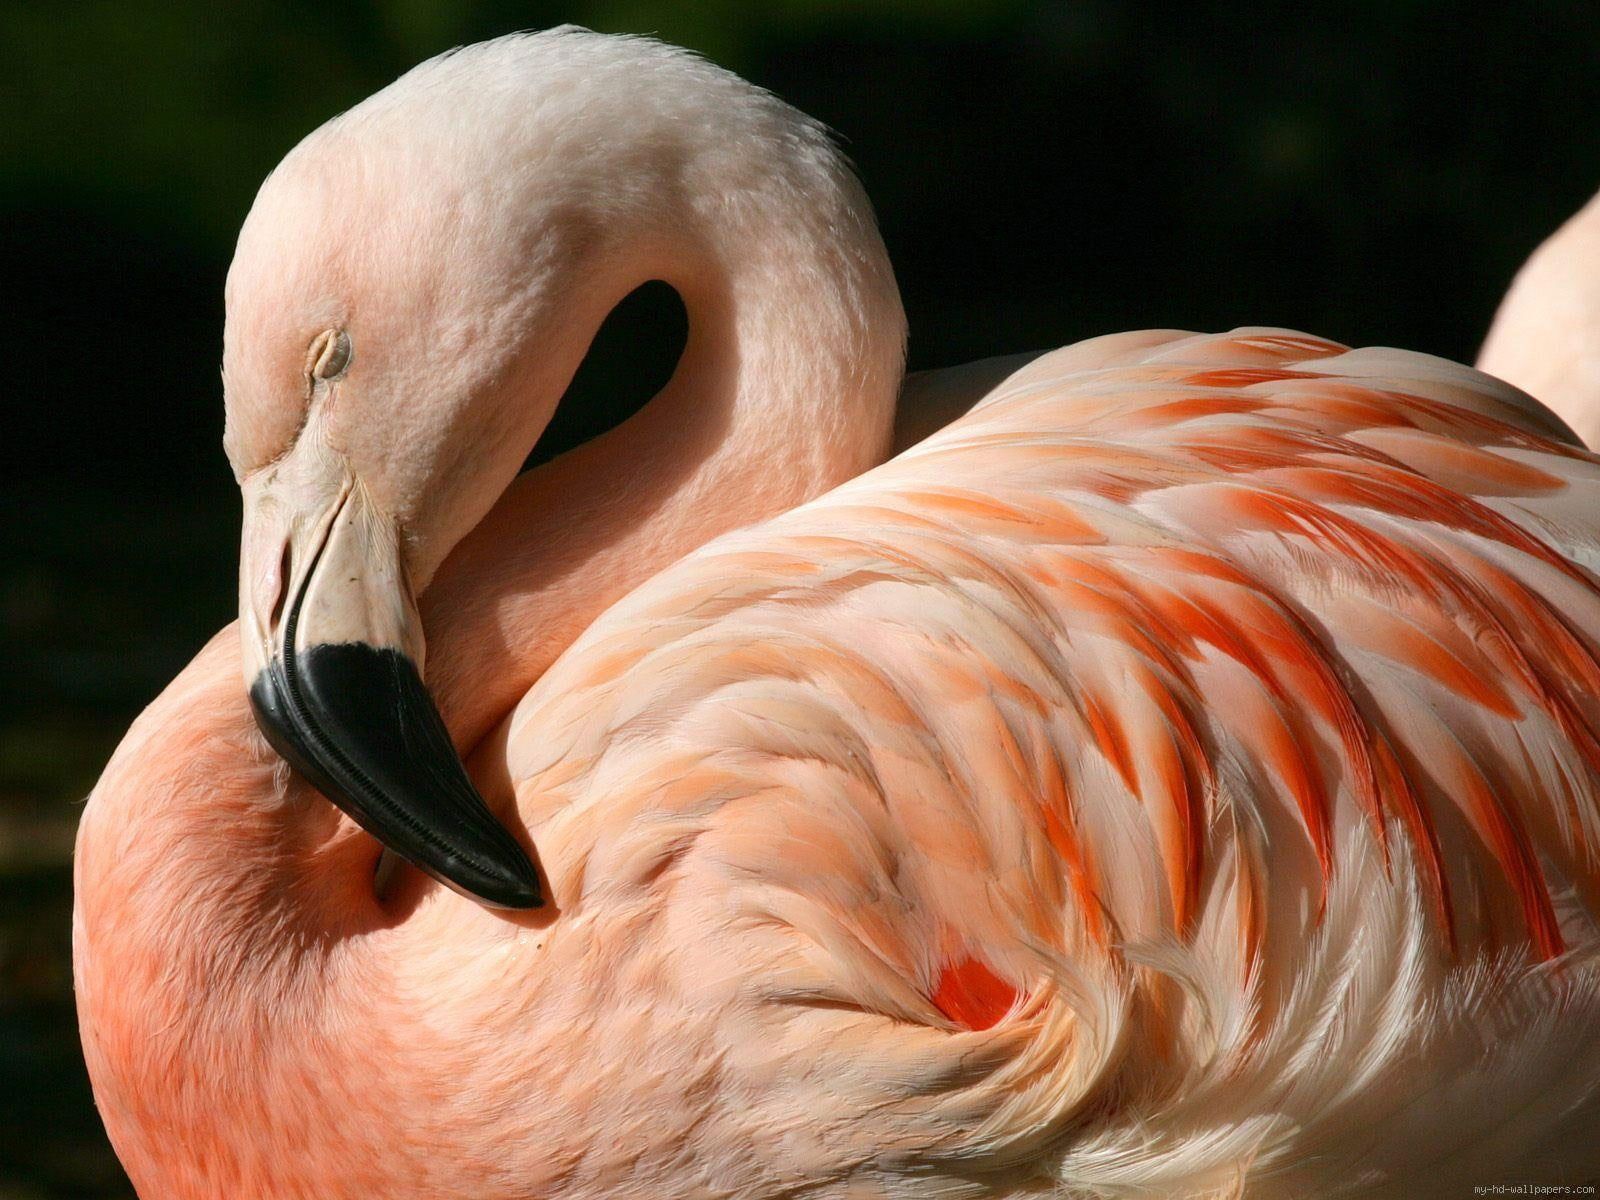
[72,632,414,1195]
[422,173,906,751]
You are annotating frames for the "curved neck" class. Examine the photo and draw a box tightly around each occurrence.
[79,53,907,1185]
[423,171,906,750]
[77,208,906,1197]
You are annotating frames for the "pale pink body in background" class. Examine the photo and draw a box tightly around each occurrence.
[1481,190,1600,447]
[74,30,1600,1199]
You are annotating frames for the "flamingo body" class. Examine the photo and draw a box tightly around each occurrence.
[79,328,1600,1196]
[1480,189,1600,447]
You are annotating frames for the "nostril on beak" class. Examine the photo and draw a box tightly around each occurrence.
[268,543,292,635]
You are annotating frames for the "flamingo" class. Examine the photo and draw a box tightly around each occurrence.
[74,28,1600,1198]
[1480,188,1600,448]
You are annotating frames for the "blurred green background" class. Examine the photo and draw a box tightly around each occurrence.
[3,1,1597,1194]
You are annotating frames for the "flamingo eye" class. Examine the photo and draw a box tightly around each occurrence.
[309,329,353,382]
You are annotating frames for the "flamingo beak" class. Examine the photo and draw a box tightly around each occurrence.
[239,481,542,909]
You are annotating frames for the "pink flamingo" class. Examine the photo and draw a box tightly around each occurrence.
[75,29,1600,1197]
[1481,189,1600,448]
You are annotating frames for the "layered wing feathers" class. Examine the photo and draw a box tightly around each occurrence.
[505,328,1600,1193]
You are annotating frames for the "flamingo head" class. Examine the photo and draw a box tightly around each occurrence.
[219,30,758,909]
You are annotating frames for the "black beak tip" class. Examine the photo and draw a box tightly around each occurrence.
[471,859,545,910]
[249,640,547,913]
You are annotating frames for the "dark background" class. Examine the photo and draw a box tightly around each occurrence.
[3,1,1597,1194]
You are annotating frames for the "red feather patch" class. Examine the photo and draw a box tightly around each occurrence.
[932,956,1019,1030]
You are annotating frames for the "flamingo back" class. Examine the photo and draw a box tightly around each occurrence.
[501,328,1600,1196]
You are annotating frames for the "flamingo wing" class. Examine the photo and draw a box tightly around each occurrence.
[503,328,1600,1194]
